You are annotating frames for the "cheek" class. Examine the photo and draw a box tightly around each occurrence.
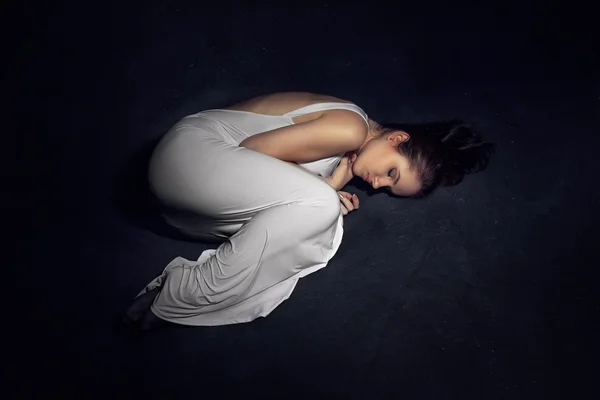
[356,146,371,162]
[350,156,357,174]
[354,152,366,170]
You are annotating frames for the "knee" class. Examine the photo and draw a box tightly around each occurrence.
[306,181,341,224]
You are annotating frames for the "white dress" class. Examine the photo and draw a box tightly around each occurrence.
[136,102,369,326]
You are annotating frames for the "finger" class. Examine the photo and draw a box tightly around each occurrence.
[344,193,358,208]
[338,194,353,210]
[338,193,351,201]
[341,193,358,210]
[341,198,354,212]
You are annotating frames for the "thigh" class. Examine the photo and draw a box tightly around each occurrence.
[161,207,243,243]
[149,119,337,230]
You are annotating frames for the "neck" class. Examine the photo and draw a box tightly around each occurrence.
[367,119,383,137]
[357,119,381,153]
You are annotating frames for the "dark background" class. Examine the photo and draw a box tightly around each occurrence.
[11,0,599,398]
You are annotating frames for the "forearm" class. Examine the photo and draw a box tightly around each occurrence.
[335,173,354,191]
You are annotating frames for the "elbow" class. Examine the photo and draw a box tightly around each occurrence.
[238,138,251,149]
[239,138,261,153]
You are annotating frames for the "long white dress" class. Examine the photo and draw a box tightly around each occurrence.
[136,102,369,326]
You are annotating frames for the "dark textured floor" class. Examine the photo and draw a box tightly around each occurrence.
[13,1,599,398]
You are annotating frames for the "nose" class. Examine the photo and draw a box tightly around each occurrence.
[371,176,380,189]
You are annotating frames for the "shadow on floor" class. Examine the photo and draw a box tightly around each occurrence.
[109,138,204,244]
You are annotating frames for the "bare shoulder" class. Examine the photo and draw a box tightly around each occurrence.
[226,91,354,115]
[228,91,367,146]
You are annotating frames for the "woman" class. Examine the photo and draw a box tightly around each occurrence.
[123,92,494,330]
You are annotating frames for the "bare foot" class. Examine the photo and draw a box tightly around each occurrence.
[125,287,161,323]
[139,307,168,331]
[118,287,169,332]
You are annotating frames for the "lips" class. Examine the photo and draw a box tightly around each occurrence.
[363,172,369,182]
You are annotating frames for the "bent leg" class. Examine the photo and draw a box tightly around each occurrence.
[134,121,345,326]
[143,186,341,326]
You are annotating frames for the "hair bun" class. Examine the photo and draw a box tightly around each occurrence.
[439,121,495,186]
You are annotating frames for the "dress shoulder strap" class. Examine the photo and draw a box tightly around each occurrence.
[283,102,369,127]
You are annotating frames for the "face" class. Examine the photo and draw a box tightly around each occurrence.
[352,130,421,196]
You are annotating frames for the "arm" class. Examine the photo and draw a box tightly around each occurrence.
[323,151,356,191]
[239,111,366,163]
[239,111,365,190]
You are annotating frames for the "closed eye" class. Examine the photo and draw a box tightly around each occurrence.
[386,168,400,194]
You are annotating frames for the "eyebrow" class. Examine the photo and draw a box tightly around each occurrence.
[391,169,400,192]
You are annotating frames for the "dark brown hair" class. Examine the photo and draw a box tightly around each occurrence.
[377,120,495,198]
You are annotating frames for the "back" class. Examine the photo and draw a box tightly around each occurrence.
[178,93,369,177]
[226,92,355,121]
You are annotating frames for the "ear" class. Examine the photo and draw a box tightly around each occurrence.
[388,131,410,144]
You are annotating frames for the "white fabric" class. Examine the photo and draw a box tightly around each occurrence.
[138,102,368,326]
[198,102,369,177]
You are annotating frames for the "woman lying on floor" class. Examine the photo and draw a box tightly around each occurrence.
[123,91,495,331]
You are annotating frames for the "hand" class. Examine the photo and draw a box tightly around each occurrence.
[338,191,360,216]
[326,151,357,191]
